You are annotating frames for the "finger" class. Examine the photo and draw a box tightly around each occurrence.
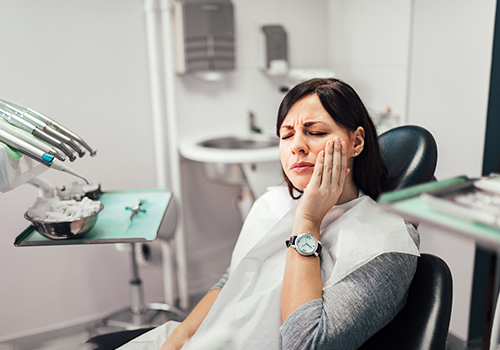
[308,150,324,188]
[338,141,348,186]
[323,139,334,185]
[331,137,342,186]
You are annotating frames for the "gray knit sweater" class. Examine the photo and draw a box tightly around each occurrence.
[211,223,419,350]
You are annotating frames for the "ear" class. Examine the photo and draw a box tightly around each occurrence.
[352,126,365,157]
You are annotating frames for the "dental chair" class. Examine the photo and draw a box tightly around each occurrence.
[378,124,438,193]
[358,125,452,350]
[359,253,452,350]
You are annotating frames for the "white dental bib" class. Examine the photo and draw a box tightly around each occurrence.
[190,185,420,349]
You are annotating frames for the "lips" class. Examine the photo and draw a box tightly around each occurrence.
[290,161,315,173]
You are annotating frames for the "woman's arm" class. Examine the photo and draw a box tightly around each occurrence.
[281,224,419,350]
[160,289,220,350]
[281,137,348,322]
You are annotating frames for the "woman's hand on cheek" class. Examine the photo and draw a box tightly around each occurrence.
[295,137,348,229]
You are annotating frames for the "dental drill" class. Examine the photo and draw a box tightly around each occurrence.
[0,106,76,161]
[0,128,89,184]
[0,98,97,157]
[0,100,85,157]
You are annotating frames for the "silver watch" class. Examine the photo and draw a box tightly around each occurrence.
[285,232,322,257]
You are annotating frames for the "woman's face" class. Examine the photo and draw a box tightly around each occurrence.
[279,94,356,190]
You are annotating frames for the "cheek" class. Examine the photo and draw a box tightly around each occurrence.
[279,145,288,167]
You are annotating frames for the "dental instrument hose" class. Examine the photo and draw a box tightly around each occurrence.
[0,129,89,184]
[0,98,97,156]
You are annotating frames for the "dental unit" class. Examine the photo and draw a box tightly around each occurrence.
[0,98,97,157]
[0,106,76,161]
[0,119,66,161]
[0,128,89,184]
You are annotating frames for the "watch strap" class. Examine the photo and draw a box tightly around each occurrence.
[285,234,296,248]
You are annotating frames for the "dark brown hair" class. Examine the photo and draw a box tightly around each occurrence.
[276,78,387,200]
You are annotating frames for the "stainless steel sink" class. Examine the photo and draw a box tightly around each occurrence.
[198,135,279,150]
[191,134,280,191]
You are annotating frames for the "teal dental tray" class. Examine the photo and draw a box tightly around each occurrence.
[14,189,172,247]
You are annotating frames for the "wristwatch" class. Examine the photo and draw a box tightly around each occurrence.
[285,232,322,257]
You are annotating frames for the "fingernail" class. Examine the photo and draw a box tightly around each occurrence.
[341,141,346,150]
[335,137,340,145]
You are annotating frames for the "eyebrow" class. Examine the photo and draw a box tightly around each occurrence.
[280,121,326,130]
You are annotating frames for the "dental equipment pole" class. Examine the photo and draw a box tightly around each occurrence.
[0,101,85,157]
[144,0,168,191]
[0,107,76,161]
[159,0,189,310]
[0,129,89,184]
[143,0,189,310]
[0,98,97,157]
[0,119,66,161]
[144,0,178,309]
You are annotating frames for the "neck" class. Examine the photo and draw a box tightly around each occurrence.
[337,176,359,205]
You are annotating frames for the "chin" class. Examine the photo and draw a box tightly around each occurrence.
[288,175,312,191]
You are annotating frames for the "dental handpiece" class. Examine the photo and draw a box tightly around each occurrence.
[27,108,97,157]
[0,107,76,161]
[0,119,66,161]
[0,129,89,184]
[0,98,97,156]
[0,101,85,157]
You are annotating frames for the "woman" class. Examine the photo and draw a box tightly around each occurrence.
[161,78,419,350]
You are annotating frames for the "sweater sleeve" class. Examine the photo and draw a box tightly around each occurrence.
[209,267,230,291]
[280,223,419,350]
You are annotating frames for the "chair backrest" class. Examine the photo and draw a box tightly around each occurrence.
[378,125,438,192]
[358,253,453,350]
[363,126,450,348]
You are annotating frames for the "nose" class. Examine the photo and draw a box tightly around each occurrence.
[290,133,308,155]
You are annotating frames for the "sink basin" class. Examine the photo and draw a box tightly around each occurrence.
[198,135,279,150]
[179,133,283,200]
[180,133,280,164]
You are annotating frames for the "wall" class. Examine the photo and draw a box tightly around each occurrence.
[0,0,164,340]
[327,0,413,122]
[408,0,495,181]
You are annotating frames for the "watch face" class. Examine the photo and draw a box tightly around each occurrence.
[295,234,317,255]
